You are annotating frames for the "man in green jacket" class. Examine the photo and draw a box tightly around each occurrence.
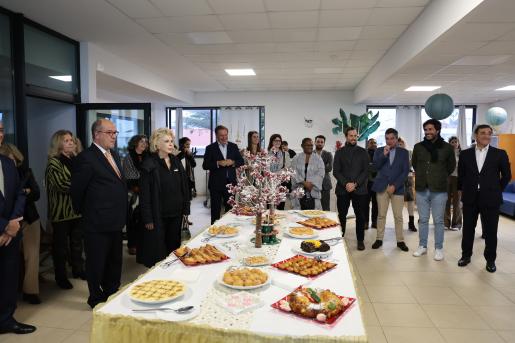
[411,119,455,261]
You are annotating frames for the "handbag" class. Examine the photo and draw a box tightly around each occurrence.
[299,162,315,210]
[180,215,191,241]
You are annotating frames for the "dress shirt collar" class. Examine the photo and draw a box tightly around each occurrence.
[94,142,108,155]
[475,144,489,152]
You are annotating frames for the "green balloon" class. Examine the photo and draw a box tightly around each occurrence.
[424,94,454,120]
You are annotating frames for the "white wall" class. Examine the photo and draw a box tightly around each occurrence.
[193,90,365,152]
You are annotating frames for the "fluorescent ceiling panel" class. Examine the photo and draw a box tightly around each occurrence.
[225,69,256,76]
[404,86,441,91]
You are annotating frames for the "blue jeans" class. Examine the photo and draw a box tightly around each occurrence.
[416,190,447,249]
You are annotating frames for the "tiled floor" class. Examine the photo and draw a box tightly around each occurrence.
[1,197,515,343]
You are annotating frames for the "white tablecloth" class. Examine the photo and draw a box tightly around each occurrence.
[94,211,367,342]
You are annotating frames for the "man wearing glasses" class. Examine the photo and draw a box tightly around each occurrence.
[71,119,127,308]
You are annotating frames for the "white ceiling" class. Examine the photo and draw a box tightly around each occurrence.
[109,0,428,92]
[2,0,515,104]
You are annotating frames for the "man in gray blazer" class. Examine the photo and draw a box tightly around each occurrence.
[371,128,410,251]
[315,135,333,211]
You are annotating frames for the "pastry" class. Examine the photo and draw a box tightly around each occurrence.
[243,255,270,266]
[300,240,330,253]
[208,225,239,236]
[222,267,269,287]
[174,244,229,266]
[130,280,185,302]
[273,255,336,277]
[300,210,325,216]
[278,286,347,322]
[297,217,339,229]
[289,226,314,236]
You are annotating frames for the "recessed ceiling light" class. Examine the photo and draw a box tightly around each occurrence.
[225,69,256,76]
[188,32,232,45]
[496,85,515,91]
[49,75,72,82]
[405,86,441,92]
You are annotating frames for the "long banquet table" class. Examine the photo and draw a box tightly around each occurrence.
[91,211,367,343]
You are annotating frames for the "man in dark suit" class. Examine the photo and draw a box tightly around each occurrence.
[333,127,370,250]
[0,145,36,334]
[71,119,128,308]
[203,125,244,224]
[314,135,333,211]
[371,128,410,251]
[457,124,511,273]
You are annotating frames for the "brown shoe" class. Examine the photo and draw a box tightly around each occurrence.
[128,247,137,255]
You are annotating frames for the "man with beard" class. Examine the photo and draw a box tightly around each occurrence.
[333,127,369,250]
[314,135,333,211]
[412,119,455,261]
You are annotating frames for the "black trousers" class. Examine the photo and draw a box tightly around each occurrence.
[162,216,182,255]
[365,181,378,225]
[52,218,84,280]
[462,199,500,263]
[321,190,331,211]
[126,204,142,250]
[210,188,231,224]
[84,230,122,307]
[337,191,368,242]
[0,239,20,327]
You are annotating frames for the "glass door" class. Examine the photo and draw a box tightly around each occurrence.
[76,103,151,157]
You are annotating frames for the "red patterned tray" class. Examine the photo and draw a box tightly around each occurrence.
[173,246,230,267]
[271,286,356,325]
[272,255,337,278]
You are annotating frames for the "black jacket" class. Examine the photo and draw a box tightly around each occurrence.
[333,144,369,196]
[0,155,26,239]
[71,144,128,232]
[18,167,40,224]
[458,145,511,208]
[202,141,244,191]
[138,153,190,267]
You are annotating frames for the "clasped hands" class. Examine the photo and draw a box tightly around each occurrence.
[345,182,357,192]
[218,159,235,167]
[303,181,314,192]
[0,217,23,247]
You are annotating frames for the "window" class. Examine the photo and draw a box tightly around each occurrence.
[0,13,14,144]
[182,108,216,156]
[167,106,265,156]
[24,23,79,99]
[365,107,396,146]
[421,107,475,147]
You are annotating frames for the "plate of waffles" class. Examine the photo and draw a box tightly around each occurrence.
[285,226,318,239]
[206,225,240,238]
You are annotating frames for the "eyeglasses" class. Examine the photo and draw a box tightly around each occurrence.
[97,130,119,136]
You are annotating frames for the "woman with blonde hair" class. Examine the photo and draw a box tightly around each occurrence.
[138,128,190,267]
[45,130,84,289]
[0,144,41,304]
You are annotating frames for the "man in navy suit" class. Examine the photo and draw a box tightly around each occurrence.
[71,119,128,308]
[371,128,410,251]
[203,125,244,224]
[0,121,36,334]
[457,124,511,272]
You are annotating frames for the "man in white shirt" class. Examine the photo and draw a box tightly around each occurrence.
[457,124,511,272]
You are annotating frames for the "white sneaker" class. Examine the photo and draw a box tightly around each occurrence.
[450,226,460,231]
[434,249,444,261]
[413,246,427,257]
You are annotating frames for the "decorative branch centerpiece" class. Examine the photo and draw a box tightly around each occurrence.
[228,150,304,248]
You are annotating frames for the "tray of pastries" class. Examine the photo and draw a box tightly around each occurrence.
[219,267,270,290]
[271,286,355,325]
[299,210,326,218]
[286,226,318,239]
[174,244,230,266]
[272,255,337,278]
[235,206,255,216]
[207,225,239,237]
[297,217,339,230]
[242,255,271,267]
[129,279,186,304]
